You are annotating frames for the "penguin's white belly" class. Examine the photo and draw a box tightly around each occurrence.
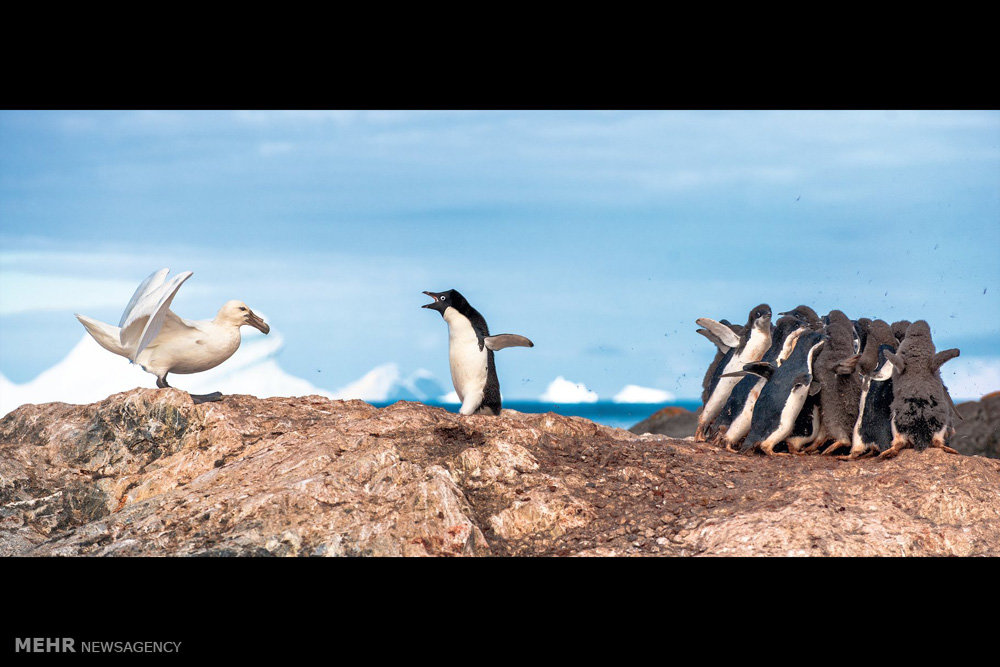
[449,337,488,401]
[444,312,488,402]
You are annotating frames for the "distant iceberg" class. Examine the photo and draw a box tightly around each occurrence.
[439,390,461,403]
[612,384,675,403]
[540,376,598,403]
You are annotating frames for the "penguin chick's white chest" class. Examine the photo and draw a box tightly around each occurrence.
[443,306,488,401]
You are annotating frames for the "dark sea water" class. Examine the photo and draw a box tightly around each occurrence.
[371,400,701,430]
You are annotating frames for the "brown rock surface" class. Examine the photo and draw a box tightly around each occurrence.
[2,388,999,557]
[952,392,1000,459]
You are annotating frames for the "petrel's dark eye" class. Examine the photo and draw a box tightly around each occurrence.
[239,307,247,311]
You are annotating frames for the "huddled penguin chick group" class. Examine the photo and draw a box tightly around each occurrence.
[694,304,962,460]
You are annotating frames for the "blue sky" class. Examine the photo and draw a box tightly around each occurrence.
[1,110,998,399]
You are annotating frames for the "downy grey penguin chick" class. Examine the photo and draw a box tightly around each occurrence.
[422,289,533,416]
[879,320,961,458]
[890,320,912,344]
[814,310,864,455]
[695,304,772,441]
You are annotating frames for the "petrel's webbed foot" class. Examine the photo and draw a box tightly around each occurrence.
[156,375,170,389]
[190,392,224,404]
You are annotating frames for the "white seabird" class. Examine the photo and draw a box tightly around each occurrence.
[75,268,270,401]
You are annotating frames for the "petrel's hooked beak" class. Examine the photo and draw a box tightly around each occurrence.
[246,309,270,334]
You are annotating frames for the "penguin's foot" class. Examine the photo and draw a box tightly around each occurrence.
[190,392,224,404]
[758,441,782,457]
[785,440,807,456]
[878,436,910,460]
[838,446,874,461]
[799,440,823,454]
[931,435,960,455]
[820,440,850,456]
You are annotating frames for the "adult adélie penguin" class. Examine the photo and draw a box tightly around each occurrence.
[712,315,806,451]
[422,289,533,416]
[737,329,826,456]
[694,304,772,441]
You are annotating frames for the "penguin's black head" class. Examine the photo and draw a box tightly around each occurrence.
[779,305,821,327]
[422,289,467,315]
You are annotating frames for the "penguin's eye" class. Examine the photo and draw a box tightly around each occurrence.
[439,296,446,301]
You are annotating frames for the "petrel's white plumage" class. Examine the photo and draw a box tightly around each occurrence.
[76,269,270,398]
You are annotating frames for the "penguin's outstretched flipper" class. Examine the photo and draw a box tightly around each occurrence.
[741,361,775,380]
[697,328,727,353]
[695,318,741,350]
[484,334,534,351]
[932,348,960,372]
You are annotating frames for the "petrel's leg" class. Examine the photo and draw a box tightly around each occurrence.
[156,374,170,389]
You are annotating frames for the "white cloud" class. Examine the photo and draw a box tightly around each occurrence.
[540,376,598,403]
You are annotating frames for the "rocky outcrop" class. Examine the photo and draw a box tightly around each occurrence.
[629,406,698,437]
[952,392,1000,459]
[2,389,999,556]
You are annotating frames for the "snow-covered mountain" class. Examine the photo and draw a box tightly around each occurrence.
[0,331,446,417]
[329,364,447,402]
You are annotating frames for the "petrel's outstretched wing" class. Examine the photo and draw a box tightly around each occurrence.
[119,270,194,361]
[118,268,169,328]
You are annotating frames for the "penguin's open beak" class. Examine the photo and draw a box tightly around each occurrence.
[246,309,270,334]
[421,291,439,309]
